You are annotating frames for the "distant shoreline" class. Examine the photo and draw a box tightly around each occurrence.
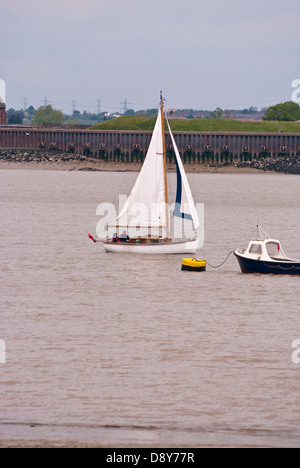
[0,148,266,173]
[0,158,264,174]
[1,148,299,174]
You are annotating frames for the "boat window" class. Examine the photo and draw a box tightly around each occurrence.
[266,242,280,257]
[249,244,262,254]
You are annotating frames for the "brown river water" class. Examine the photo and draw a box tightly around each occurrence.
[0,168,300,447]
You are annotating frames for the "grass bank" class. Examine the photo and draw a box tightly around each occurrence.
[91,116,300,133]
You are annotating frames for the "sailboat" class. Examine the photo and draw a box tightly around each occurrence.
[103,92,201,254]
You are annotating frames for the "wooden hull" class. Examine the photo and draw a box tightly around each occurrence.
[104,239,199,254]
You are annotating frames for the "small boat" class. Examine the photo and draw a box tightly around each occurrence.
[234,225,300,274]
[103,92,201,254]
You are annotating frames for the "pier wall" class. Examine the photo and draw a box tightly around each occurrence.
[0,125,300,162]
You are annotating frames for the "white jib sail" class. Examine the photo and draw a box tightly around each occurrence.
[166,116,200,235]
[110,107,170,238]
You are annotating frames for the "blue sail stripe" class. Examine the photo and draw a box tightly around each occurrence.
[174,155,193,221]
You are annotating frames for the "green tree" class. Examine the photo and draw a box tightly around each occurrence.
[7,111,23,124]
[27,105,35,116]
[263,101,300,121]
[33,105,64,124]
[146,108,158,116]
[212,107,223,119]
[223,109,232,119]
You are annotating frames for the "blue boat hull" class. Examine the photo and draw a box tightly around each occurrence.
[234,252,300,275]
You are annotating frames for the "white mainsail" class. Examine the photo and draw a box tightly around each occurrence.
[109,105,170,238]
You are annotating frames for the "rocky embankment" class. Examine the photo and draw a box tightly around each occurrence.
[237,155,300,174]
[0,148,300,174]
[0,149,88,164]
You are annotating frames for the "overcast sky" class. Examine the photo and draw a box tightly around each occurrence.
[1,0,300,113]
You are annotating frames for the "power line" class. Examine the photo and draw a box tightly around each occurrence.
[120,97,132,114]
[14,93,292,114]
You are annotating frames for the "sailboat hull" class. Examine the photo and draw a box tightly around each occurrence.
[104,239,199,254]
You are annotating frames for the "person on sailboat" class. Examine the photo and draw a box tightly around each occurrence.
[119,231,131,242]
[112,232,130,242]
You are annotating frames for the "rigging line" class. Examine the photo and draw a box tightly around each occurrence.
[206,251,235,269]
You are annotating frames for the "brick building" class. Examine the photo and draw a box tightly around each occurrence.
[0,98,6,124]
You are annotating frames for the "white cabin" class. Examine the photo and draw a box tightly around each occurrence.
[237,238,293,262]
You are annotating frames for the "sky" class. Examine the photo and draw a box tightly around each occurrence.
[1,0,300,113]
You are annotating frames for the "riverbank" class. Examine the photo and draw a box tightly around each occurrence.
[0,421,292,448]
[0,149,254,173]
[0,148,299,174]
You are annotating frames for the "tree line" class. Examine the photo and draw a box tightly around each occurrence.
[6,101,300,125]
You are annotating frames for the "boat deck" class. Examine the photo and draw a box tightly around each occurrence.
[105,237,172,245]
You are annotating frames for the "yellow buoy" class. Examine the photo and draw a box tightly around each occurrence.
[181,258,206,272]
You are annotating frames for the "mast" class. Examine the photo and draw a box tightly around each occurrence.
[160,91,170,237]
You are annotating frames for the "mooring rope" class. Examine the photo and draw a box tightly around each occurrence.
[206,250,235,268]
